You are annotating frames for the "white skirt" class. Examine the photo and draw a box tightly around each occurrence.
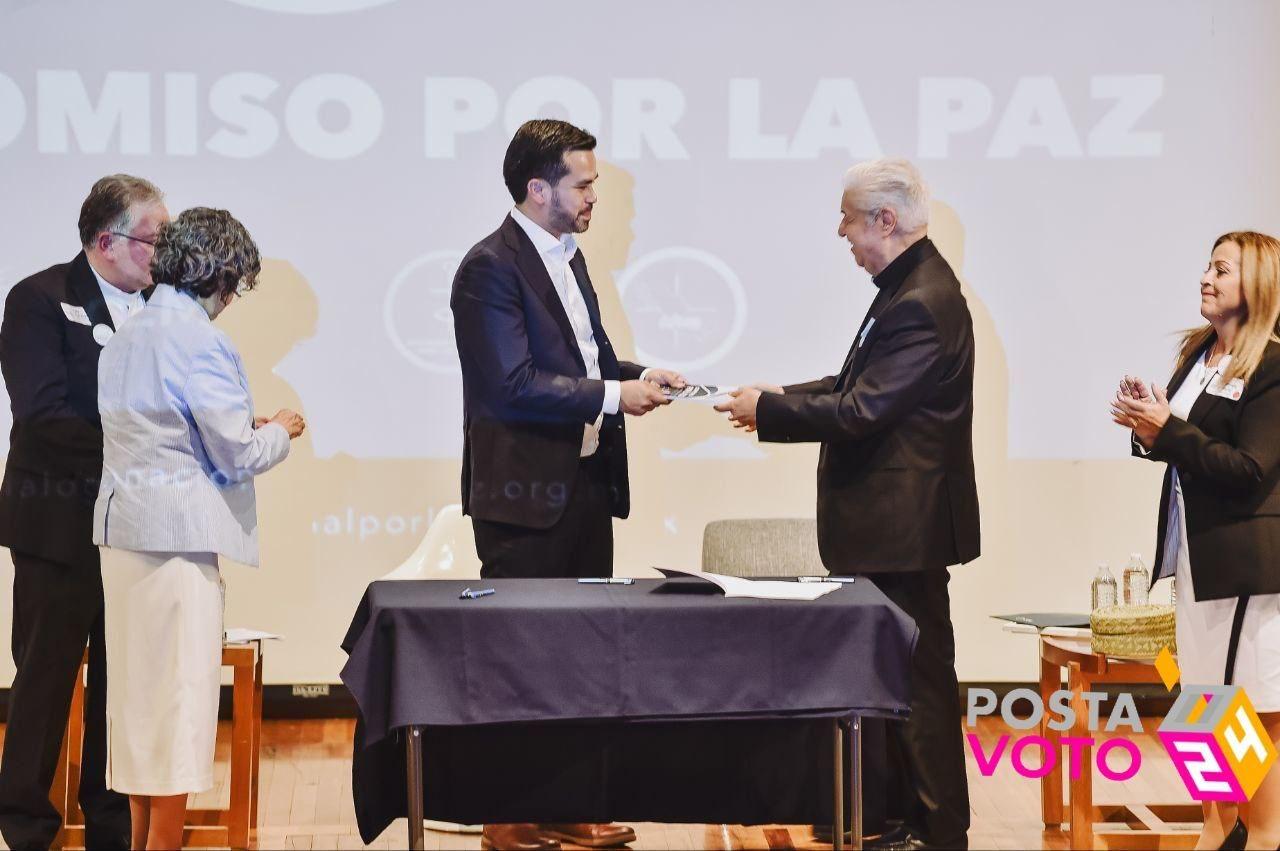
[1176,548,1280,712]
[100,547,223,795]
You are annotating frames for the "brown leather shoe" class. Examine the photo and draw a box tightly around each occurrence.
[538,823,637,848]
[481,823,562,851]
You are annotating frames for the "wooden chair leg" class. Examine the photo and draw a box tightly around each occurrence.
[1040,649,1063,829]
[1068,663,1094,851]
[229,654,254,850]
[66,653,86,827]
[250,644,263,845]
[52,649,90,850]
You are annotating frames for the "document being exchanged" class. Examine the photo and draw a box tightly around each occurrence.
[661,384,737,403]
[655,568,843,601]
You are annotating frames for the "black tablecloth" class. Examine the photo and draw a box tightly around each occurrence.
[340,577,917,841]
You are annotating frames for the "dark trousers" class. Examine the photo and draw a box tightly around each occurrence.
[0,550,129,851]
[868,569,969,848]
[473,457,614,580]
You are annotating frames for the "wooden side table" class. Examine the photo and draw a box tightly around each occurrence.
[1038,634,1200,849]
[52,641,264,850]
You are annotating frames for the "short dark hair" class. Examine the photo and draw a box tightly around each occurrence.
[502,119,597,204]
[151,208,261,301]
[77,174,163,247]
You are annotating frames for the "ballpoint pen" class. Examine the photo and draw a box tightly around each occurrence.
[459,587,496,599]
[576,578,634,585]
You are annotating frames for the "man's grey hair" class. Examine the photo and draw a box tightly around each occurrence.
[77,174,164,247]
[842,158,930,234]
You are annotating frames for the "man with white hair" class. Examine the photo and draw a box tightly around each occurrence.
[717,158,978,850]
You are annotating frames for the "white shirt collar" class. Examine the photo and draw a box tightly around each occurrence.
[510,206,578,261]
[148,283,211,320]
[86,258,144,307]
[1198,349,1232,371]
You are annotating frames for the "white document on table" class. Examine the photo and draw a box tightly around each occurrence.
[224,628,282,644]
[655,567,842,601]
[1040,626,1091,638]
[999,623,1091,638]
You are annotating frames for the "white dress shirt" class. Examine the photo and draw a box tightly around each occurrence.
[1155,352,1229,582]
[87,260,146,329]
[510,206,619,457]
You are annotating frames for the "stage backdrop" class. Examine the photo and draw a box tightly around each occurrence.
[1,0,1277,685]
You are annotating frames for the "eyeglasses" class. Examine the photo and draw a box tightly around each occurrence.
[109,231,157,247]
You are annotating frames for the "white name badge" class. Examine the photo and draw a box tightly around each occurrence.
[857,316,876,348]
[60,302,90,325]
[1207,375,1245,400]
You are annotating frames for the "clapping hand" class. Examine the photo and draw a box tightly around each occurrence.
[1118,375,1154,403]
[1110,376,1170,449]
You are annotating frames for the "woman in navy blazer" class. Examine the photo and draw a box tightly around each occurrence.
[1114,231,1280,849]
[92,208,304,850]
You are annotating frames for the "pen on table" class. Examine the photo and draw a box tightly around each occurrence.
[797,575,856,584]
[577,577,634,585]
[459,587,496,599]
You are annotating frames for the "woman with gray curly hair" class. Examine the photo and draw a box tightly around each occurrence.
[91,207,304,849]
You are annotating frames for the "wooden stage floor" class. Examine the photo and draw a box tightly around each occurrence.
[0,716,1194,849]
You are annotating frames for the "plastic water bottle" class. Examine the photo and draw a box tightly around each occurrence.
[1091,563,1118,611]
[1123,553,1150,606]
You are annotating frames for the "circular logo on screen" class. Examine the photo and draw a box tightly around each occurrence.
[615,247,747,372]
[222,0,398,13]
[384,250,464,374]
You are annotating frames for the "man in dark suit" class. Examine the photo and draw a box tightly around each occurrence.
[717,158,979,850]
[0,175,167,851]
[451,121,683,850]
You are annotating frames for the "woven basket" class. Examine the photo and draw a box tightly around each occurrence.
[1090,604,1176,658]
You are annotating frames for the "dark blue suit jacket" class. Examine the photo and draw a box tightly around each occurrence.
[451,215,643,529]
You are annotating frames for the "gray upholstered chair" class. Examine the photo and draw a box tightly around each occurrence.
[700,518,826,578]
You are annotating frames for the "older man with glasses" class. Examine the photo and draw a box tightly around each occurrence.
[719,158,978,851]
[0,174,167,851]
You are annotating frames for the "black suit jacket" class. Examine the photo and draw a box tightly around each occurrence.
[1136,339,1280,601]
[756,238,980,574]
[450,215,643,529]
[0,252,131,567]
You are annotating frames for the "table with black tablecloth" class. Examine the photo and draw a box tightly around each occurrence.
[340,577,917,849]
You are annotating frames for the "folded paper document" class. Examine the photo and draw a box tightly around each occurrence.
[655,567,842,601]
[991,612,1090,630]
[662,384,736,402]
[224,628,281,644]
